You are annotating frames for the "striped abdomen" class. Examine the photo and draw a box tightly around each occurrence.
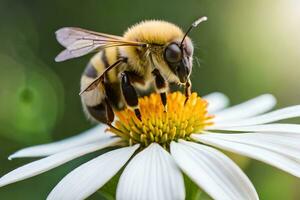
[80,47,124,122]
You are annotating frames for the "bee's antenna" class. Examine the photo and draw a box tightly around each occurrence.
[180,16,208,47]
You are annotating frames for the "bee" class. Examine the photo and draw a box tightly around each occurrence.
[55,16,207,128]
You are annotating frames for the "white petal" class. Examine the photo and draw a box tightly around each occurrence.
[213,105,300,127]
[203,92,229,113]
[213,94,276,123]
[116,143,185,200]
[208,123,300,133]
[0,137,121,187]
[171,140,258,200]
[9,125,110,159]
[199,132,300,159]
[193,133,300,177]
[47,144,139,200]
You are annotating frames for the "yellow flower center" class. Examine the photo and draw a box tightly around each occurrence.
[109,92,214,148]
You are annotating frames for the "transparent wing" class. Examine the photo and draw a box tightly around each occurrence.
[55,27,146,62]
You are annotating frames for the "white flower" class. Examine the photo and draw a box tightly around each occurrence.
[1,92,300,200]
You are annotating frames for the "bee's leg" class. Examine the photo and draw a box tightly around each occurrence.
[104,98,114,124]
[103,97,124,133]
[184,79,192,104]
[121,71,141,120]
[102,75,122,130]
[152,69,168,111]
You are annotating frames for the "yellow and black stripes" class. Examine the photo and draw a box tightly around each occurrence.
[101,49,110,80]
[81,47,127,124]
[83,48,119,79]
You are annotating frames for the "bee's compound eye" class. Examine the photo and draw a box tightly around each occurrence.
[164,43,182,63]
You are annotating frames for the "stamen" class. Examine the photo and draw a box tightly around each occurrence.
[108,92,214,148]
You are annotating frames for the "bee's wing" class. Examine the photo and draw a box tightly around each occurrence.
[55,27,146,62]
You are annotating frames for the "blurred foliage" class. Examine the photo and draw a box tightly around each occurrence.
[184,175,203,200]
[0,0,300,199]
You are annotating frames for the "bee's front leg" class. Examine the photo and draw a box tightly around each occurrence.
[152,69,168,111]
[184,79,192,104]
[121,71,142,120]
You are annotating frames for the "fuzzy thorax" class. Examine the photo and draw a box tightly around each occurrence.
[108,92,214,148]
[120,20,192,83]
[123,20,184,44]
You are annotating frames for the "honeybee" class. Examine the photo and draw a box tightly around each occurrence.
[55,16,207,127]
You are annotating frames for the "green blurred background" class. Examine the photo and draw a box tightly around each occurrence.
[0,0,300,199]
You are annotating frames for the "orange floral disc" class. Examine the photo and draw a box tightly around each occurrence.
[109,92,214,148]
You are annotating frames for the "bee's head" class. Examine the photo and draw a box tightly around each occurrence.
[123,17,207,84]
[163,39,193,83]
[163,16,207,84]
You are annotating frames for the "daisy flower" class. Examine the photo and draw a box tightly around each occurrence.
[1,91,300,200]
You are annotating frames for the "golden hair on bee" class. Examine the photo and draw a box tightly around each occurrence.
[120,20,186,81]
[124,20,184,44]
[55,16,207,126]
